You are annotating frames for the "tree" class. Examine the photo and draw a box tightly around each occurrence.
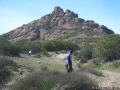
[42,39,79,51]
[15,40,44,53]
[95,34,120,61]
[74,43,93,63]
[0,38,21,56]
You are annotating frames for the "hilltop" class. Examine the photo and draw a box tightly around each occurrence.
[1,6,114,41]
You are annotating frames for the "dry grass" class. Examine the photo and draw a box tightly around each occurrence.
[0,56,18,86]
[10,70,98,90]
[81,66,103,77]
[112,61,120,68]
[76,61,103,77]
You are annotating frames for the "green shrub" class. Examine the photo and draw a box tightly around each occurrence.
[43,39,79,51]
[0,38,21,56]
[41,66,49,71]
[15,39,31,52]
[74,46,93,63]
[0,56,18,85]
[61,32,77,39]
[90,59,101,66]
[95,34,120,61]
[10,70,98,90]
[76,61,81,68]
[80,50,92,62]
[112,61,120,68]
[15,40,45,54]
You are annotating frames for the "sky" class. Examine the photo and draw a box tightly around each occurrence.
[0,0,120,35]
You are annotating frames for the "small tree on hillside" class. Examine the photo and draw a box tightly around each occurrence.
[95,34,120,61]
[0,38,21,56]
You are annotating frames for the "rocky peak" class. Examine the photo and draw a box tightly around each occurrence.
[53,6,64,13]
[1,6,114,41]
[98,25,113,34]
[52,6,64,17]
[65,9,78,18]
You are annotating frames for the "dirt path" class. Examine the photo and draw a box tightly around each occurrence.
[2,53,120,89]
[99,70,120,88]
[55,53,120,88]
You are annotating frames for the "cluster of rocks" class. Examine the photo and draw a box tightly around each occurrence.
[2,6,114,41]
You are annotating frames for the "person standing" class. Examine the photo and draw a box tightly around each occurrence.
[65,50,73,73]
[28,50,32,56]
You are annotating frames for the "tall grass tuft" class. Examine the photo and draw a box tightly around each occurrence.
[10,70,98,90]
[0,56,18,86]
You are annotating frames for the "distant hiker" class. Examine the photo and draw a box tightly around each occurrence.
[28,50,32,56]
[65,50,73,73]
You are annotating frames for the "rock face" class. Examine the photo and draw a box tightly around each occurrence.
[2,6,114,41]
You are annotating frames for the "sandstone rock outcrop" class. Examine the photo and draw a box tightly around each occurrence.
[1,6,114,41]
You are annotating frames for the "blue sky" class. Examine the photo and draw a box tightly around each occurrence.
[0,0,120,35]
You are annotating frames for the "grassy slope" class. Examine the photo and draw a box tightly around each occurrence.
[93,62,120,73]
[81,62,120,73]
[11,54,120,73]
[7,55,120,88]
[11,56,65,72]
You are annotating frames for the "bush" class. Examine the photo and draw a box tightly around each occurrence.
[95,34,120,61]
[43,39,79,51]
[41,66,49,71]
[74,45,93,63]
[1,39,79,55]
[0,56,18,86]
[10,70,98,90]
[0,38,21,56]
[112,61,120,68]
[15,40,44,54]
[16,39,76,54]
[90,59,101,66]
[80,50,92,63]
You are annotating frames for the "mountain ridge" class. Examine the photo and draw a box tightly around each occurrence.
[1,6,114,41]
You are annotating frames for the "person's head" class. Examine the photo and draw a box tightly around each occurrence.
[69,50,73,55]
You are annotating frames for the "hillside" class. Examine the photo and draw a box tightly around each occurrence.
[1,6,114,41]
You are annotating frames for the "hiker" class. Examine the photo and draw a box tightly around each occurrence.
[28,50,32,56]
[65,50,73,73]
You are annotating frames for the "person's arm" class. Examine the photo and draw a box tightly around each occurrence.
[66,56,68,64]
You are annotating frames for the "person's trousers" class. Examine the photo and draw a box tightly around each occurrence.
[65,64,73,73]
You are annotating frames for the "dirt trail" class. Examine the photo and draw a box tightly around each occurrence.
[55,53,120,88]
[2,54,120,89]
[99,70,120,88]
